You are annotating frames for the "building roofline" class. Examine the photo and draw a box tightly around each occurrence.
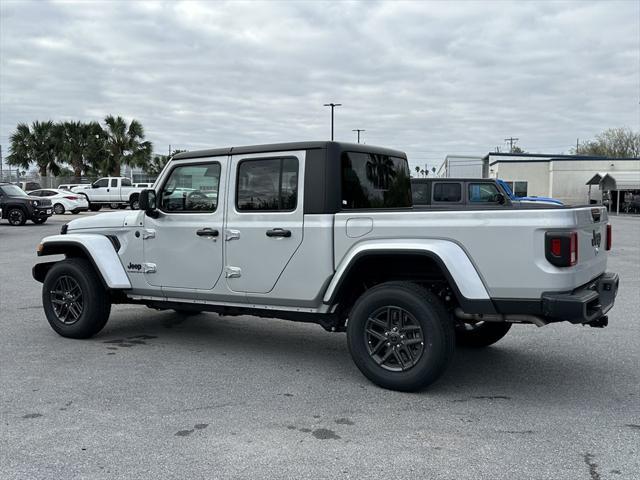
[482,152,640,162]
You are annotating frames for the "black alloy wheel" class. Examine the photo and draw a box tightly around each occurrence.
[49,275,84,325]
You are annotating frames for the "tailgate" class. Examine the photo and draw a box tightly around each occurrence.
[574,206,609,282]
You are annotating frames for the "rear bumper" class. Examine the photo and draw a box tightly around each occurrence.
[541,272,619,325]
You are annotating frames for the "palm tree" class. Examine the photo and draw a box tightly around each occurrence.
[414,165,420,177]
[102,115,152,176]
[366,154,397,189]
[7,121,60,177]
[420,169,425,177]
[431,166,436,175]
[56,121,91,178]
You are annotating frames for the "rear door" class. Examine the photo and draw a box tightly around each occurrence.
[224,150,304,293]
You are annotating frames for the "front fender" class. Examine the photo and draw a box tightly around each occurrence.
[323,239,490,304]
[35,234,131,289]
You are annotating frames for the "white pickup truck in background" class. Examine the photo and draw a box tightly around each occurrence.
[71,177,143,211]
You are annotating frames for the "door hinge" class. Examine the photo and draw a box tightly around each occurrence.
[224,266,241,278]
[143,263,157,274]
[142,229,156,239]
[224,229,241,241]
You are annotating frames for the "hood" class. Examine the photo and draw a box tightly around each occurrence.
[67,210,137,231]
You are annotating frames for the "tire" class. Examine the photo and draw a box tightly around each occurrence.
[130,195,140,210]
[53,203,65,215]
[89,204,102,212]
[109,203,120,210]
[7,208,26,226]
[346,281,455,392]
[32,217,47,224]
[42,258,111,339]
[455,322,512,348]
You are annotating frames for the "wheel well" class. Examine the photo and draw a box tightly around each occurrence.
[330,253,460,318]
[36,243,108,288]
[129,193,139,201]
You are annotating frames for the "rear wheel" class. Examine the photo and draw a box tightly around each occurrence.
[42,258,111,338]
[455,321,512,347]
[89,203,102,212]
[130,195,140,210]
[53,203,65,215]
[7,208,26,226]
[347,281,455,392]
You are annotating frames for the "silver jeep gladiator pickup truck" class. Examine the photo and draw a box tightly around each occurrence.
[33,141,619,391]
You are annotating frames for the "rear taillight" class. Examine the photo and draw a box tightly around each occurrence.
[545,231,578,267]
[606,223,612,251]
[64,196,78,200]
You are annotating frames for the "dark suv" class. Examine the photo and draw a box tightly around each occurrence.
[0,183,53,225]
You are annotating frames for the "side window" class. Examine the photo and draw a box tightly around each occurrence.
[513,181,528,197]
[110,179,118,187]
[121,178,132,187]
[341,152,411,209]
[159,162,221,213]
[30,191,42,197]
[94,178,108,188]
[412,183,429,205]
[236,157,298,211]
[433,183,462,203]
[469,183,500,203]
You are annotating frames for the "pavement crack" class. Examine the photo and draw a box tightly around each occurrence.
[583,453,601,480]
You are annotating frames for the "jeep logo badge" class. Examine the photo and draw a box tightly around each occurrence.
[127,262,142,271]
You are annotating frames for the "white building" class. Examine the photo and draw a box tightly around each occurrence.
[484,153,640,205]
[437,155,485,178]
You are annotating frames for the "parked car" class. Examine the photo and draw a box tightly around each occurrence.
[0,183,53,225]
[71,177,143,210]
[495,179,564,205]
[33,141,617,392]
[16,181,42,193]
[411,177,564,208]
[29,189,89,215]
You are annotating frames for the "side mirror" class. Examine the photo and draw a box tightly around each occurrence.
[139,189,158,215]
[494,193,506,205]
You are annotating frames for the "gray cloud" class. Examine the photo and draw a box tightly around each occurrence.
[1,0,638,171]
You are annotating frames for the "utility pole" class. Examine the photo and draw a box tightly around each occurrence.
[576,138,579,153]
[169,144,172,156]
[0,145,3,181]
[352,129,365,144]
[323,103,342,141]
[504,137,519,153]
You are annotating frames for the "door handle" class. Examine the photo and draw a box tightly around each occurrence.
[196,228,219,237]
[266,228,291,238]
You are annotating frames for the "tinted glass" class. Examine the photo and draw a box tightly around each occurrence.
[94,178,108,188]
[160,162,220,212]
[121,178,132,187]
[236,157,298,211]
[0,185,27,196]
[341,152,411,209]
[514,181,528,197]
[469,183,500,203]
[412,183,429,205]
[433,183,462,202]
[110,179,118,187]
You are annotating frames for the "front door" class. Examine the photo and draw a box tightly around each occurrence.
[143,158,226,290]
[225,151,304,294]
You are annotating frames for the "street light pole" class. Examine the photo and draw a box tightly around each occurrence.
[323,103,342,140]
[352,129,365,144]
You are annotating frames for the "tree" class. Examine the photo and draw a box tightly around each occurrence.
[414,165,420,177]
[144,149,186,176]
[431,166,436,175]
[511,146,526,154]
[7,121,60,177]
[420,169,425,177]
[575,127,639,158]
[101,115,152,176]
[56,121,98,177]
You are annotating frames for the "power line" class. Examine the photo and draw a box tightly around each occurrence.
[504,137,519,153]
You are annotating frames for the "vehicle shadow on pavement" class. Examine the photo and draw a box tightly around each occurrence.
[100,309,614,401]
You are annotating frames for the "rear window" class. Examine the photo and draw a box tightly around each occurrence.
[433,183,462,203]
[236,157,298,211]
[469,183,500,203]
[341,152,411,209]
[412,183,429,205]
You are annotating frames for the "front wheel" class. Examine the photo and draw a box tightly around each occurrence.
[53,203,65,215]
[347,281,455,392]
[42,258,111,338]
[455,321,512,348]
[130,195,140,210]
[7,208,26,226]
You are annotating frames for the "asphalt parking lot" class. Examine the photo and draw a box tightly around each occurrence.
[1,213,638,480]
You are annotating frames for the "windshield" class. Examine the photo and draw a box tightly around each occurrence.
[0,185,28,196]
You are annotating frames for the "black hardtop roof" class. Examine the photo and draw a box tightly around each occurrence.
[172,141,407,161]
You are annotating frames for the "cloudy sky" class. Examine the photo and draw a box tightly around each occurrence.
[1,0,638,171]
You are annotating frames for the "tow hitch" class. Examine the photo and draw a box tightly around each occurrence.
[585,315,608,328]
